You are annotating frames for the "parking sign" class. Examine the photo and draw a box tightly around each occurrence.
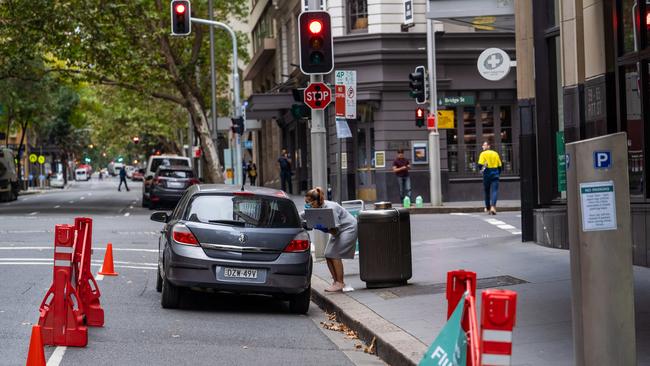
[593,151,611,169]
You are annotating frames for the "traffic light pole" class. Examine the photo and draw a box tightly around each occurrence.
[191,17,243,186]
[208,0,219,165]
[307,0,328,259]
[426,1,442,206]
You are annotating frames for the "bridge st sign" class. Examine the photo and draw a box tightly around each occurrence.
[304,82,332,110]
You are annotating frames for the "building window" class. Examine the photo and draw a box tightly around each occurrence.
[252,9,274,54]
[348,0,368,32]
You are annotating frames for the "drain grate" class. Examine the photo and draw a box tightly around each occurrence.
[374,275,528,299]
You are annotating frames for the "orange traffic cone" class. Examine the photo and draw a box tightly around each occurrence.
[98,243,118,276]
[26,325,46,366]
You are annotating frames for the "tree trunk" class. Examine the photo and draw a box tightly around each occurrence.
[185,93,224,183]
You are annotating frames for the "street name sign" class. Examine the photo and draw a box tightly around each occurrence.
[304,82,332,110]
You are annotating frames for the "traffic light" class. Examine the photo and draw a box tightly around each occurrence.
[231,117,244,135]
[170,0,191,36]
[409,66,427,104]
[298,11,334,75]
[415,107,426,128]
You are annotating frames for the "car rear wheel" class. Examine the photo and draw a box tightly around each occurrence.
[156,266,163,293]
[289,286,311,314]
[161,276,181,309]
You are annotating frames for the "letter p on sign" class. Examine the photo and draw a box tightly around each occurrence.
[594,151,611,169]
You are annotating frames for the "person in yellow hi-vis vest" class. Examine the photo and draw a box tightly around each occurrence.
[477,140,502,215]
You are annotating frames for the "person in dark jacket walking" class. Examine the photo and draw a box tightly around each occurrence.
[477,140,502,215]
[118,166,130,192]
[278,149,292,194]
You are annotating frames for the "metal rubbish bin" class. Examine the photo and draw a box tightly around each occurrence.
[358,202,412,288]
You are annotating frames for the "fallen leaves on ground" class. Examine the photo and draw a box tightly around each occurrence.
[364,336,376,355]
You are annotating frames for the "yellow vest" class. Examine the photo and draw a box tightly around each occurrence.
[478,149,502,169]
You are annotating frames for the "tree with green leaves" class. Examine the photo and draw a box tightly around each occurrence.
[0,0,249,183]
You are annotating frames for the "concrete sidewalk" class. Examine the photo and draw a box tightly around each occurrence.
[309,215,650,366]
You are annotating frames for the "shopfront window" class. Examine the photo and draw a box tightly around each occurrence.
[624,64,644,196]
[444,93,517,177]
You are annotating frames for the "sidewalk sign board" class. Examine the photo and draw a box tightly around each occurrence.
[579,181,617,231]
[437,110,455,129]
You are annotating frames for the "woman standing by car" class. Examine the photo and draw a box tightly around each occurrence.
[303,187,357,292]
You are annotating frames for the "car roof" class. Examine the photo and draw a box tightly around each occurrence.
[189,184,290,199]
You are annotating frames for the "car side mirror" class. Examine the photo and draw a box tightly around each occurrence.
[150,212,169,223]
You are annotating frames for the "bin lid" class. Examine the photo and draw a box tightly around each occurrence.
[374,201,392,210]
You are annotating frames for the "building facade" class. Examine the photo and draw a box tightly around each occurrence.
[246,0,519,203]
[516,0,650,267]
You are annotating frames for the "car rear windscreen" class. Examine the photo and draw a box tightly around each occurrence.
[150,158,189,174]
[186,195,300,228]
[158,170,194,178]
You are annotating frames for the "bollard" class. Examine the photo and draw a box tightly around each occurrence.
[38,225,88,347]
[73,217,104,327]
[480,289,517,366]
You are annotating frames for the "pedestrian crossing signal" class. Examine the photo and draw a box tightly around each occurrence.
[415,107,426,128]
[171,0,191,36]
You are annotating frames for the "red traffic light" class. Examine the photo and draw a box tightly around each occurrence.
[175,4,186,13]
[308,20,323,34]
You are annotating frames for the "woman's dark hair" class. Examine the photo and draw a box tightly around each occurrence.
[306,186,325,207]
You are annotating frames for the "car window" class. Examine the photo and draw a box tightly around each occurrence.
[185,195,300,228]
[150,158,189,173]
[158,170,193,178]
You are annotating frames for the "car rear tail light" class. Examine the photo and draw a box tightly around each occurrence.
[188,178,200,186]
[172,224,199,246]
[153,177,165,187]
[283,232,310,253]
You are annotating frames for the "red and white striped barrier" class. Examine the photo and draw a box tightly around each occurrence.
[480,289,517,366]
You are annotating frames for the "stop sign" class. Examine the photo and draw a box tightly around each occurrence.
[304,82,332,110]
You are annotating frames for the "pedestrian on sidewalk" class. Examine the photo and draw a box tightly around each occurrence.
[477,139,502,215]
[117,165,130,192]
[247,160,257,186]
[242,160,248,185]
[392,149,411,201]
[278,149,293,194]
[303,187,357,292]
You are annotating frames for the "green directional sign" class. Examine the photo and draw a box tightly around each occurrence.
[29,154,37,163]
[419,297,467,366]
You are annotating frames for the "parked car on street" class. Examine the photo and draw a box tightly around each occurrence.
[131,168,145,181]
[125,165,135,178]
[150,185,312,313]
[142,155,191,207]
[148,166,199,210]
[0,148,19,202]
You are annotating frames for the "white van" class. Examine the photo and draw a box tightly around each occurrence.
[75,168,89,181]
[142,155,191,207]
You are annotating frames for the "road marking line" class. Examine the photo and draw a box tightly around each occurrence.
[96,274,104,281]
[0,246,158,252]
[80,197,85,200]
[28,212,38,216]
[54,205,60,208]
[124,212,130,217]
[69,201,74,204]
[129,206,134,209]
[497,224,516,230]
[450,213,470,216]
[47,346,66,366]
[0,262,156,270]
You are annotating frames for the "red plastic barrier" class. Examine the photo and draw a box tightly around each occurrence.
[480,289,517,366]
[446,270,478,365]
[38,225,88,347]
[73,217,104,327]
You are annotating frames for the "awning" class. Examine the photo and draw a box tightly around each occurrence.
[245,92,295,120]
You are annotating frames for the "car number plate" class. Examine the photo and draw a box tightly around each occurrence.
[168,182,184,188]
[223,267,258,279]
